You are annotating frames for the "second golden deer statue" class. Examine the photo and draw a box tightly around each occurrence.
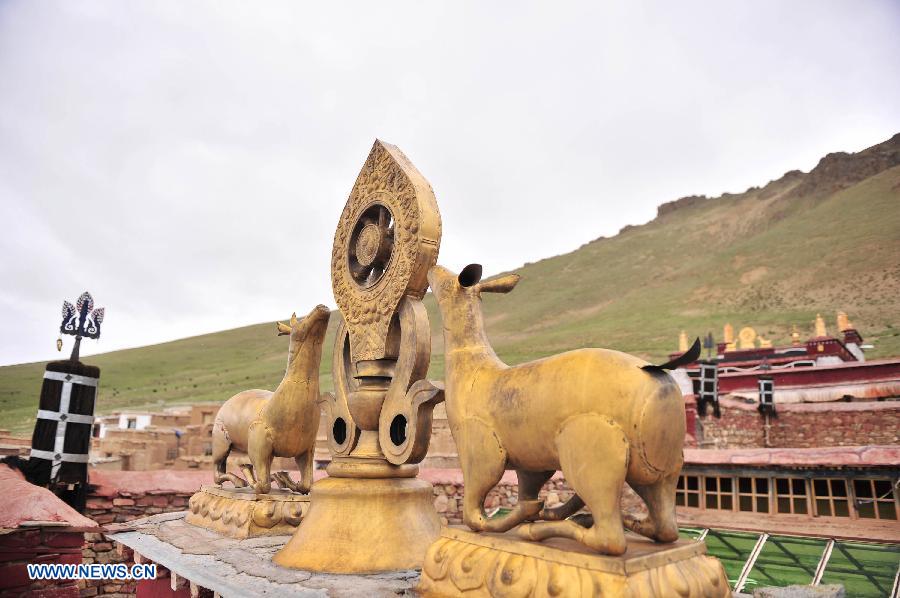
[428,263,699,556]
[211,304,331,494]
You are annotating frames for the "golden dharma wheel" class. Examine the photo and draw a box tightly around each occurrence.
[331,140,441,362]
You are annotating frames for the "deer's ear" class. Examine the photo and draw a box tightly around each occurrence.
[458,264,483,287]
[477,273,520,294]
[276,322,292,336]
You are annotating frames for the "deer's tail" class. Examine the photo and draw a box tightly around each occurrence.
[641,338,701,373]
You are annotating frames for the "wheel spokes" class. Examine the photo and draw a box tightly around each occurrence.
[350,261,373,280]
[377,205,390,230]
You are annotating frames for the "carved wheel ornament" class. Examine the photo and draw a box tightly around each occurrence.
[331,140,441,363]
[348,203,395,289]
[325,140,444,463]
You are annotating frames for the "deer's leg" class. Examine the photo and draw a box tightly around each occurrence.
[481,469,552,532]
[541,494,584,521]
[295,450,314,494]
[514,415,628,555]
[272,471,293,490]
[275,451,312,493]
[623,472,680,543]
[239,463,256,486]
[247,421,273,494]
[458,418,507,532]
[212,423,247,488]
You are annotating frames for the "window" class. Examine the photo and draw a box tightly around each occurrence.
[127,418,136,429]
[203,443,213,456]
[167,448,178,460]
[705,476,734,510]
[853,478,897,520]
[676,475,700,508]
[813,478,850,517]
[738,477,769,513]
[775,477,809,515]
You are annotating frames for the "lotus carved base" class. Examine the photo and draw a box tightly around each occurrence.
[418,527,730,598]
[185,485,308,538]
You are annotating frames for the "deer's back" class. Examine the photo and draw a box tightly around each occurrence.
[216,389,272,451]
[463,348,684,476]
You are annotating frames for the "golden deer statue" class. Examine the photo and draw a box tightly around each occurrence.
[211,304,330,494]
[428,264,699,555]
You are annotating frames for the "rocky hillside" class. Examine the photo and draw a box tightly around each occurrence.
[1,134,898,433]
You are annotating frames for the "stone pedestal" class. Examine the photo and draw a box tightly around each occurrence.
[185,485,308,538]
[418,527,730,598]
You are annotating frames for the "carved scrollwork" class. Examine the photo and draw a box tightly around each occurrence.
[378,297,444,464]
[319,314,361,457]
[331,140,441,363]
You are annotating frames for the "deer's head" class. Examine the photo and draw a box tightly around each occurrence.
[427,264,519,348]
[277,304,331,374]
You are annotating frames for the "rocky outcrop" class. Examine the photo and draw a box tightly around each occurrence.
[788,132,900,198]
[656,194,710,218]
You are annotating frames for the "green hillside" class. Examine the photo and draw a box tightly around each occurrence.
[2,135,899,434]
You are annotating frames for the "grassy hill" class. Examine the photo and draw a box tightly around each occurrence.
[2,134,899,434]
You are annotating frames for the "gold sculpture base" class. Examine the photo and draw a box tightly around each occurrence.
[418,527,730,598]
[185,485,308,538]
[273,457,441,573]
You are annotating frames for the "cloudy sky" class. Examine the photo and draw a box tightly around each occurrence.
[1,1,898,366]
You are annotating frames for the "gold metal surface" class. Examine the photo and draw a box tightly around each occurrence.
[815,313,827,337]
[331,139,441,363]
[678,330,689,352]
[837,310,853,332]
[277,141,443,573]
[273,475,439,573]
[738,326,757,349]
[185,485,308,538]
[428,264,685,556]
[208,304,330,494]
[418,527,730,597]
[722,323,734,344]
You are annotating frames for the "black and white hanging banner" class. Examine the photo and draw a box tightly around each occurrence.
[30,367,99,482]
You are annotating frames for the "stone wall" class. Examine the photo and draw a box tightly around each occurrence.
[80,470,210,597]
[0,462,99,598]
[0,529,86,597]
[421,470,646,525]
[697,396,900,449]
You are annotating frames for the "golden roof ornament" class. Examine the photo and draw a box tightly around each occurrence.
[276,140,444,573]
[815,313,827,337]
[738,326,757,349]
[723,323,734,344]
[330,140,441,362]
[791,324,802,346]
[837,310,853,332]
[678,330,689,352]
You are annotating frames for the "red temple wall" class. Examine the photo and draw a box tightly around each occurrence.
[695,396,900,449]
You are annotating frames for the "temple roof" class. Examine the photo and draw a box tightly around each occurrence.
[0,463,97,530]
